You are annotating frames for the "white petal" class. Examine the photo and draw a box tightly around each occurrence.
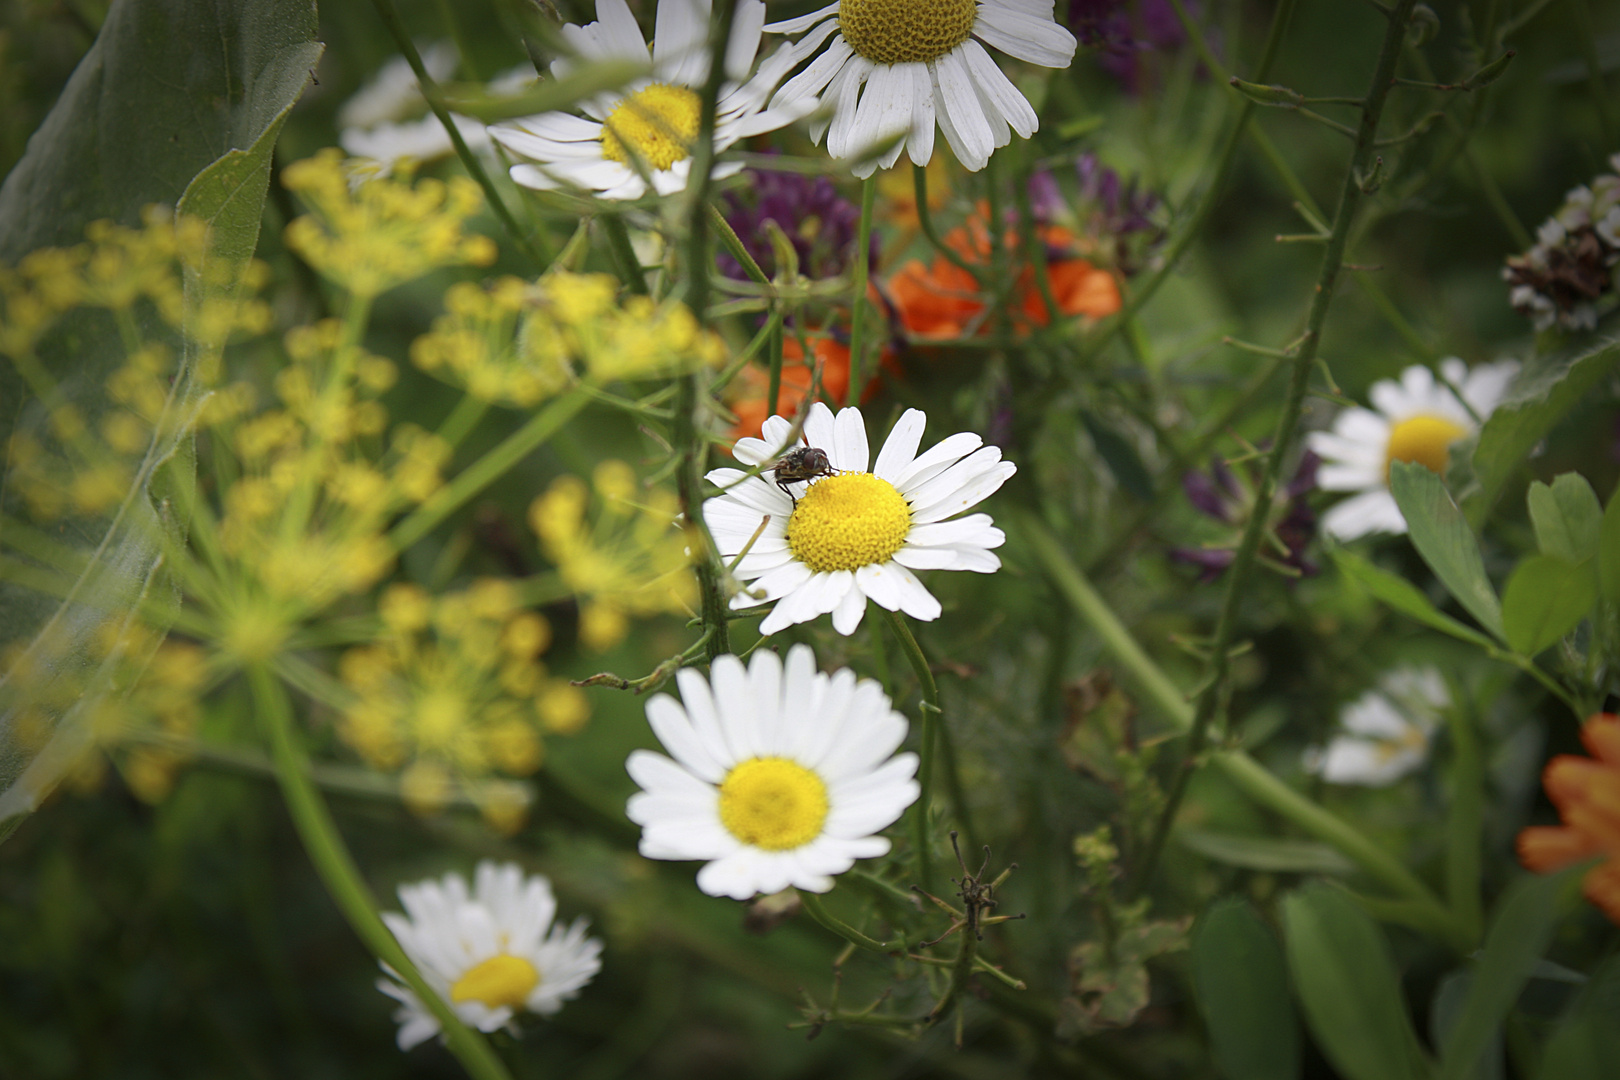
[892,431,983,490]
[873,409,927,482]
[763,2,838,34]
[971,2,1077,67]
[831,584,868,635]
[832,405,871,473]
[673,667,737,766]
[644,694,727,782]
[906,62,936,166]
[1321,489,1408,540]
[910,460,1017,523]
[960,39,1035,138]
[931,48,993,169]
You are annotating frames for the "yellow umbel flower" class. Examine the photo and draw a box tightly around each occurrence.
[529,461,698,652]
[337,580,587,827]
[410,277,575,406]
[281,148,496,300]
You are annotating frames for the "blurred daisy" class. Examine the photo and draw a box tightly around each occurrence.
[626,645,919,899]
[338,44,494,180]
[488,0,812,200]
[704,402,1014,636]
[1306,358,1518,541]
[762,0,1077,175]
[1307,667,1449,786]
[378,861,602,1050]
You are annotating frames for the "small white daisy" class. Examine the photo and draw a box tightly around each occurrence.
[760,0,1077,176]
[488,0,813,200]
[339,43,459,132]
[626,645,919,899]
[378,861,603,1050]
[1307,667,1449,786]
[1306,357,1518,541]
[704,402,1014,637]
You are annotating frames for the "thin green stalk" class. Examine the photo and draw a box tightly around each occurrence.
[1018,514,1462,947]
[672,0,738,664]
[797,891,905,953]
[601,214,650,295]
[389,388,589,551]
[707,203,771,287]
[1132,0,1421,899]
[846,176,877,406]
[1444,696,1486,945]
[882,609,978,883]
[247,664,514,1080]
[367,0,547,267]
[914,164,980,280]
[435,394,491,448]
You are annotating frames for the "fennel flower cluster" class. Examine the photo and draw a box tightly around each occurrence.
[529,461,698,651]
[337,580,589,827]
[281,148,497,299]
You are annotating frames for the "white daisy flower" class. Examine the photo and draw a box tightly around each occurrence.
[488,0,813,200]
[626,645,920,899]
[1306,357,1519,541]
[760,0,1078,176]
[704,402,1014,637]
[339,43,459,131]
[1307,667,1450,786]
[378,861,603,1050]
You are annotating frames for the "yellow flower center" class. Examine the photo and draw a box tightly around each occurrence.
[838,0,979,65]
[718,757,829,850]
[787,472,912,573]
[1383,414,1468,481]
[600,84,703,171]
[450,954,540,1009]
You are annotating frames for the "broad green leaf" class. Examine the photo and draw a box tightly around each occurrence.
[1527,474,1603,565]
[1437,871,1571,1080]
[1501,555,1595,656]
[1536,954,1620,1080]
[1601,483,1620,604]
[0,0,321,832]
[1330,546,1496,647]
[1193,898,1300,1080]
[1389,462,1505,641]
[1179,829,1355,874]
[1431,972,1503,1080]
[1283,883,1426,1080]
[1463,337,1619,522]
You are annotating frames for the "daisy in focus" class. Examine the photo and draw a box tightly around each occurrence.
[762,0,1077,175]
[1306,667,1449,786]
[626,645,919,899]
[378,861,603,1050]
[1518,712,1620,924]
[704,402,1014,636]
[1306,357,1518,541]
[488,0,812,200]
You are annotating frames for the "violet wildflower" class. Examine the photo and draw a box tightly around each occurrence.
[1170,451,1319,582]
[1502,153,1620,332]
[1023,155,1166,275]
[1070,0,1210,94]
[719,168,880,282]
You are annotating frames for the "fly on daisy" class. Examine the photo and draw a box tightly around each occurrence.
[626,645,920,899]
[1307,357,1518,541]
[760,0,1077,175]
[488,0,813,200]
[377,861,603,1050]
[704,402,1014,636]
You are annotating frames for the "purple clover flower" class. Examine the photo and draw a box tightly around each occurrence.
[1069,0,1214,94]
[719,167,879,282]
[1170,451,1320,582]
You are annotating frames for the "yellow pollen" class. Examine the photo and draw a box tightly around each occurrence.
[450,954,540,1009]
[787,472,912,573]
[600,84,703,171]
[1383,414,1468,481]
[718,757,829,850]
[838,0,978,65]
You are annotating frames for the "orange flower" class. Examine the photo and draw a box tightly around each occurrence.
[884,210,1121,341]
[1517,712,1620,923]
[726,335,852,440]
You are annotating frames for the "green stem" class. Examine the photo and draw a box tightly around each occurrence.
[601,213,650,295]
[389,388,589,551]
[914,164,980,280]
[1444,695,1485,946]
[1018,514,1461,946]
[846,176,878,407]
[797,891,905,953]
[367,0,547,268]
[707,203,771,287]
[435,393,491,448]
[1133,0,1420,899]
[882,609,978,882]
[247,664,513,1080]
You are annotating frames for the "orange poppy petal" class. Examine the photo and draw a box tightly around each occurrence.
[1580,713,1620,766]
[1518,825,1602,872]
